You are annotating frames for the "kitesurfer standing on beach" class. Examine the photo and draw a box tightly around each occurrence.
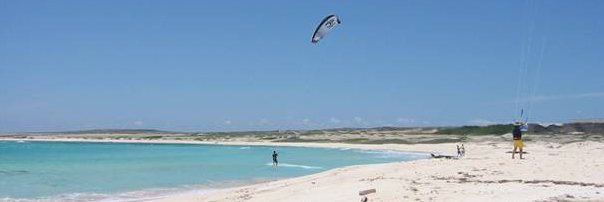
[512,122,524,159]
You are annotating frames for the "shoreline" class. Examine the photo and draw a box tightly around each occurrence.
[3,137,604,202]
[0,137,437,155]
[0,138,432,202]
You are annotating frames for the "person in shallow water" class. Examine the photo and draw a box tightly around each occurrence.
[272,151,279,166]
[512,122,524,159]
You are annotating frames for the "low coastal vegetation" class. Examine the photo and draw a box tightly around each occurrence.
[56,129,173,134]
[435,124,513,135]
[274,137,335,143]
[2,122,602,144]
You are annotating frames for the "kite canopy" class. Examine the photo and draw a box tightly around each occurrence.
[311,14,341,44]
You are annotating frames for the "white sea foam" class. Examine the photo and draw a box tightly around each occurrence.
[0,186,216,202]
[239,147,251,149]
[265,163,323,169]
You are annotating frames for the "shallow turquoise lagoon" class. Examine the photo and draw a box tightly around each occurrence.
[0,141,427,201]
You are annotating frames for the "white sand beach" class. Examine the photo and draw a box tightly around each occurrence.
[141,140,604,202]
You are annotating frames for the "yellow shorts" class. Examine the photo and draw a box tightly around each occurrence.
[513,140,524,149]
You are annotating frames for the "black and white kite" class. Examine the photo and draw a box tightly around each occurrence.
[311,14,341,44]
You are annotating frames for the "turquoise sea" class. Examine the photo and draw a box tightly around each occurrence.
[0,140,427,202]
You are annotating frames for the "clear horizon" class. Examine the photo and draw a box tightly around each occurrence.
[1,1,603,133]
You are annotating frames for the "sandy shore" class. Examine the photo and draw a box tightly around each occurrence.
[3,138,604,202]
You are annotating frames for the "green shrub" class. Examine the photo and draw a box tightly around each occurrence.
[436,124,513,135]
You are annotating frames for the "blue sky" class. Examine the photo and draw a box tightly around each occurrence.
[1,1,603,132]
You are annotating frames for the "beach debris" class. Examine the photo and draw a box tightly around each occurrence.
[409,187,419,192]
[430,153,458,159]
[359,189,375,202]
[359,175,385,182]
[432,176,604,188]
[311,14,341,43]
[564,194,575,198]
[359,188,376,196]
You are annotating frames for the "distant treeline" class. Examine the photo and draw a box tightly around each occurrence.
[435,124,513,135]
[529,122,604,134]
[436,122,604,135]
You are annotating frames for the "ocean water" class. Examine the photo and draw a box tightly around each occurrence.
[0,140,427,202]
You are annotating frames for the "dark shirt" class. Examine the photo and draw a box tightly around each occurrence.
[512,126,522,140]
[272,153,278,160]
